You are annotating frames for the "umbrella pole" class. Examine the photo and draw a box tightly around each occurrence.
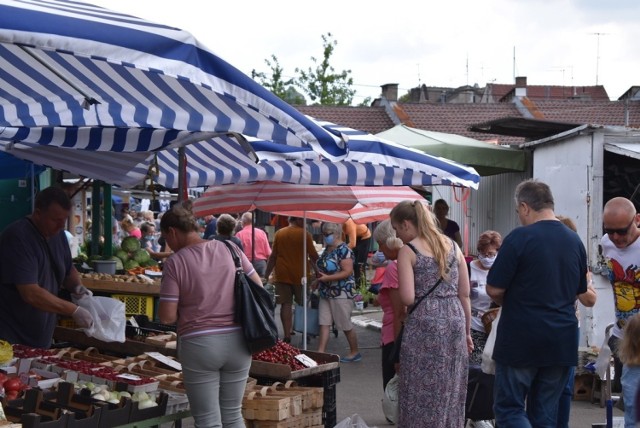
[302,211,308,350]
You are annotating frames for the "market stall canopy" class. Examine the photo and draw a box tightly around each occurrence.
[274,187,429,224]
[0,120,481,189]
[375,124,526,176]
[0,152,44,179]
[0,0,347,159]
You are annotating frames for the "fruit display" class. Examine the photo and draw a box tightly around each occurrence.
[252,340,307,371]
[79,271,160,284]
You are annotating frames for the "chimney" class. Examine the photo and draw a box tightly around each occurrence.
[515,76,527,97]
[381,83,399,102]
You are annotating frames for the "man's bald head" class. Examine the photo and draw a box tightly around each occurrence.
[603,197,640,248]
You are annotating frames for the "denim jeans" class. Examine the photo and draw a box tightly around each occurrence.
[621,365,640,428]
[556,366,575,428]
[494,363,571,428]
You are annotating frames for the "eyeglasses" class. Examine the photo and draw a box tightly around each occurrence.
[604,218,636,236]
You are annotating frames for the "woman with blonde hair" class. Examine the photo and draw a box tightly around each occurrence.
[390,200,472,428]
[618,313,640,428]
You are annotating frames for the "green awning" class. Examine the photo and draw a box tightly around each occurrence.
[376,125,526,176]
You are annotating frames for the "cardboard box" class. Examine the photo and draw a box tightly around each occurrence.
[573,373,594,401]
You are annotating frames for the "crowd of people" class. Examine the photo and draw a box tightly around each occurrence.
[4,178,640,427]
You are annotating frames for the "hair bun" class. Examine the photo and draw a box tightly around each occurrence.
[386,237,403,250]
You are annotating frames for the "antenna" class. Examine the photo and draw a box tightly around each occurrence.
[417,63,421,87]
[466,53,469,86]
[590,32,609,85]
[513,46,516,82]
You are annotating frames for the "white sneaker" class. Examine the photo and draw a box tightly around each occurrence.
[473,421,494,428]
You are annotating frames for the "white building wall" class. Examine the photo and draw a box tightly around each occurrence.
[531,130,614,347]
[433,171,530,256]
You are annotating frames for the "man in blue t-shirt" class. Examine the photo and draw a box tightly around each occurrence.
[0,187,94,348]
[487,179,588,427]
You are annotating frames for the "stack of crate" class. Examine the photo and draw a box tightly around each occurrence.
[242,382,324,428]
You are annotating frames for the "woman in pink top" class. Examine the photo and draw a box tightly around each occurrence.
[158,203,261,427]
[372,219,407,390]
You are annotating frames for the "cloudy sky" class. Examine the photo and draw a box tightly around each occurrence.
[93,0,639,104]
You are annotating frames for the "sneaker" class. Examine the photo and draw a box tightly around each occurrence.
[473,421,494,428]
[339,353,362,363]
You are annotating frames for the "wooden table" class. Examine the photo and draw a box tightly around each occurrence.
[82,278,160,296]
[53,326,177,358]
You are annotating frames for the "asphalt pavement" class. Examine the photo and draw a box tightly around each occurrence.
[311,306,624,428]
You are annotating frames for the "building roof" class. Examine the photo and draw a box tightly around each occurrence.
[296,105,394,135]
[291,85,640,148]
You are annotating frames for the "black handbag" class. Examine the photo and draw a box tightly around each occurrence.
[221,240,278,354]
[388,242,456,364]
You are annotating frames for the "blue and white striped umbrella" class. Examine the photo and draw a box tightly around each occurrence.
[0,119,480,189]
[0,0,346,159]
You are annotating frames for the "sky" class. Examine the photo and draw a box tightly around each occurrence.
[92,0,640,104]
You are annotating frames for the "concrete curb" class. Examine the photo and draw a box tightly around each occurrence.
[351,312,382,331]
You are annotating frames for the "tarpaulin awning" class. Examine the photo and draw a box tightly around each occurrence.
[0,0,347,159]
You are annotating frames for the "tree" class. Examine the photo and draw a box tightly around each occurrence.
[251,55,294,101]
[295,33,356,106]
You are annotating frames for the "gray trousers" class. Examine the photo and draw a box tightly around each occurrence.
[179,330,251,427]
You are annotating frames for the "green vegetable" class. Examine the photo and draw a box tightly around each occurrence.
[121,236,141,253]
[124,259,140,270]
[133,249,151,264]
[115,249,129,262]
[107,256,124,271]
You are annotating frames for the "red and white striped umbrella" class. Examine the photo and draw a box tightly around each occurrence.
[192,182,425,218]
[193,181,364,216]
[275,187,428,224]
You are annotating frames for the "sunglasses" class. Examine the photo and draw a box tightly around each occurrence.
[604,218,636,236]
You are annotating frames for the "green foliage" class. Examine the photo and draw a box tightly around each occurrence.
[295,33,356,106]
[357,96,373,107]
[251,55,295,101]
[253,33,356,106]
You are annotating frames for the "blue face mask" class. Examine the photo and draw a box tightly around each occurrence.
[145,235,154,240]
[324,234,335,246]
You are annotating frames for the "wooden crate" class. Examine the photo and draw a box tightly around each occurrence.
[271,381,323,410]
[250,351,339,381]
[243,386,301,421]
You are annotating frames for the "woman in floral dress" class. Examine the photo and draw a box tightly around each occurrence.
[390,200,473,427]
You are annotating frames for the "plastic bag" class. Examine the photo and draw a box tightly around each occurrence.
[481,308,501,375]
[382,374,399,423]
[333,413,371,428]
[75,296,126,342]
[595,336,613,379]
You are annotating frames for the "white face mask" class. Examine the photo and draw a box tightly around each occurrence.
[478,254,496,269]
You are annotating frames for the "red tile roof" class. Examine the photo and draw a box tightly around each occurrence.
[486,84,610,102]
[296,106,395,135]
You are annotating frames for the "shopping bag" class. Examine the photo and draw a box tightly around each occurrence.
[382,374,399,423]
[293,304,320,336]
[75,296,126,343]
[333,413,370,428]
[481,307,501,375]
[595,336,613,379]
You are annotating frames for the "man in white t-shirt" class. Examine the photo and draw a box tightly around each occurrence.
[601,196,640,393]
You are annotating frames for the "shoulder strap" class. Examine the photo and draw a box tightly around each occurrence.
[407,238,457,315]
[220,239,241,269]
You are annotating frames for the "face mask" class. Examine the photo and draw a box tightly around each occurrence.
[145,235,154,240]
[478,254,496,269]
[324,234,335,246]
